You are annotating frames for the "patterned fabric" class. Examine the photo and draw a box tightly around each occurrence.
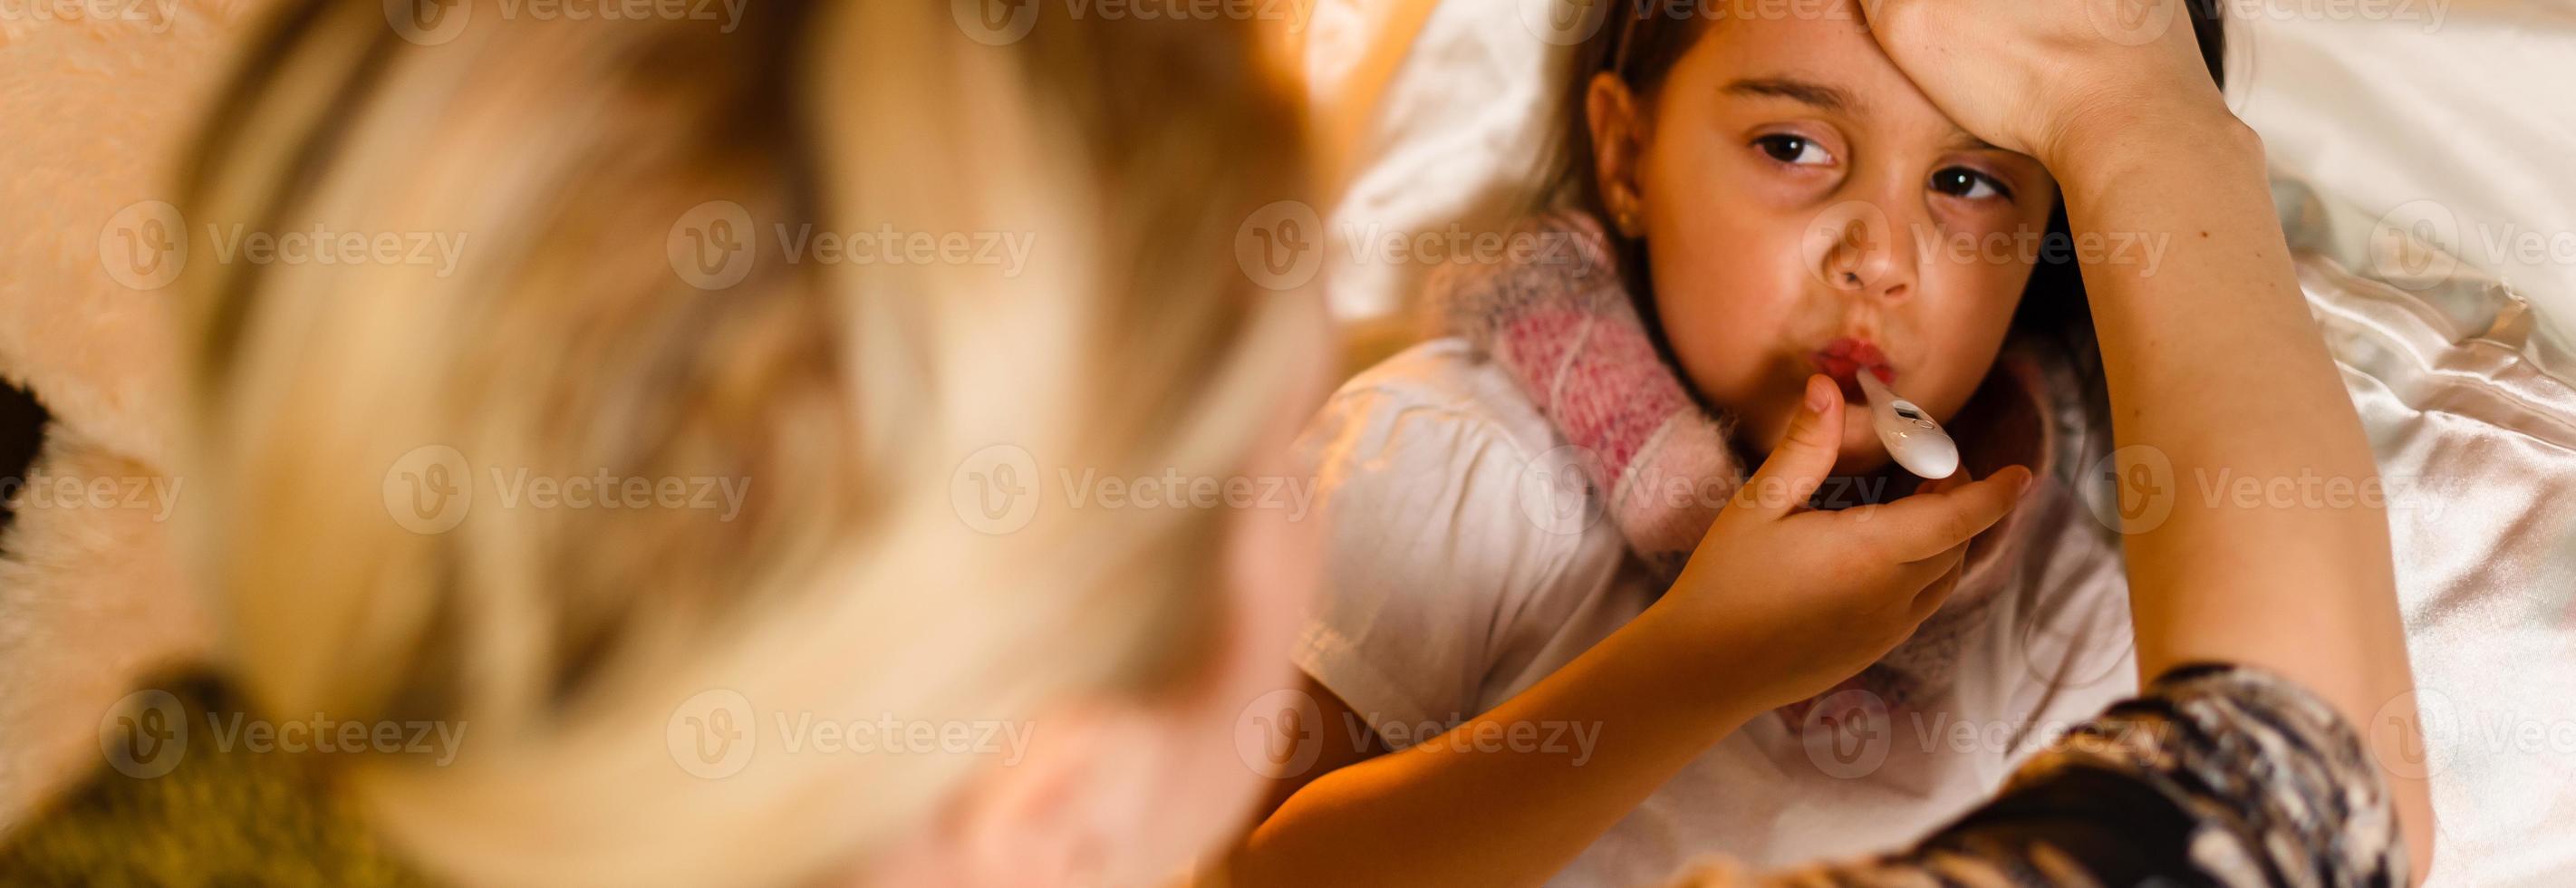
[7,671,2397,885]
[1674,663,2408,888]
[0,675,429,887]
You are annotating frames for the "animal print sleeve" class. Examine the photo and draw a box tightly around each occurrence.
[1674,663,2407,888]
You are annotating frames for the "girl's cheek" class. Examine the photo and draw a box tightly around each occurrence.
[1647,256,1789,405]
[1729,159,1837,212]
[1645,157,1841,409]
[1923,208,2013,261]
[1918,248,2027,333]
[1908,257,2033,415]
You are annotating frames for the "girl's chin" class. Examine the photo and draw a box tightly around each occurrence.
[1746,402,1893,478]
[1833,405,1895,477]
[1829,446,1894,479]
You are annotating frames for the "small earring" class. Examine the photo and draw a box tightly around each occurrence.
[1613,201,1642,236]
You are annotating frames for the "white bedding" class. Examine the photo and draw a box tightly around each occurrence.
[1302,3,2576,883]
[2230,0,2576,355]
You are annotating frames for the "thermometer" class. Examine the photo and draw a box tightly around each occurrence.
[1856,372,1958,479]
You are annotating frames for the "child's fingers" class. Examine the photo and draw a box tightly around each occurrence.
[1735,375,1847,520]
[1861,464,2031,560]
[1915,464,1972,496]
[1881,536,1965,599]
[1905,546,1968,622]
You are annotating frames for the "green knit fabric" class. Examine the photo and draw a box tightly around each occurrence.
[0,676,433,887]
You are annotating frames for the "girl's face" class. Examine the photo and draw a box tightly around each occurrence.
[1593,8,2060,475]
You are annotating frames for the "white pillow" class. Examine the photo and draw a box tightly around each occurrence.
[1305,0,1559,322]
[2228,0,2576,355]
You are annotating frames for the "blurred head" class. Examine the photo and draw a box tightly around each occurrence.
[180,2,1322,885]
[1548,0,2222,476]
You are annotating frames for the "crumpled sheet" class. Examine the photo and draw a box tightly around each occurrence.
[2281,178,2576,887]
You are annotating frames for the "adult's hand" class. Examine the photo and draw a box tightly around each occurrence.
[1859,3,2436,883]
[1858,0,2229,169]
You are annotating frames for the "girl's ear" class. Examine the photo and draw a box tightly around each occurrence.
[1585,72,1649,237]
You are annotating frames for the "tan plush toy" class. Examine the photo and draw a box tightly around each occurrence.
[0,0,270,834]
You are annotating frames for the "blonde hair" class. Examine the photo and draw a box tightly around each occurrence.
[178,2,1309,884]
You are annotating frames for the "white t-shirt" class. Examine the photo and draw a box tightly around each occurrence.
[1292,338,2141,886]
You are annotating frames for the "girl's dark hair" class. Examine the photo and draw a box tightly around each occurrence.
[1537,1,2228,375]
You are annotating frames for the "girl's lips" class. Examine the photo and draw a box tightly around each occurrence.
[1809,337,1896,401]
[1818,336,1890,368]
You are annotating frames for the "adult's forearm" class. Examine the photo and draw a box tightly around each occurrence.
[1669,664,2407,888]
[1224,603,1759,888]
[2047,110,2433,882]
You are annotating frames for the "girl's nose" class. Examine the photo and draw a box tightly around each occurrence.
[1806,200,1917,301]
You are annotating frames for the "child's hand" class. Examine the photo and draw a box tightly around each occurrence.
[1661,375,2031,712]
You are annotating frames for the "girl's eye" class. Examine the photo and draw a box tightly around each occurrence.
[1930,167,2011,200]
[1753,134,1832,166]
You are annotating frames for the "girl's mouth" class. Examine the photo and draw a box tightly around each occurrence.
[1809,336,1896,401]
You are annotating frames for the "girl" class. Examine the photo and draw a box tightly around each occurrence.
[1229,2,2274,885]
